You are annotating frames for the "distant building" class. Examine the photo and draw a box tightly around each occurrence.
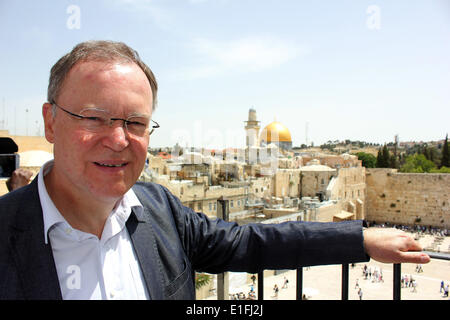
[244,108,260,148]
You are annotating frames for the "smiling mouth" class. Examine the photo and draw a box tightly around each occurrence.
[94,162,128,168]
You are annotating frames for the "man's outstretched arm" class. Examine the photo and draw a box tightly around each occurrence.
[363,228,431,264]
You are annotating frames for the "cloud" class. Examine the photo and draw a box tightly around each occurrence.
[173,35,309,80]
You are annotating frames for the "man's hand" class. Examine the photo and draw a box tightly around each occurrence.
[6,168,33,191]
[363,227,430,264]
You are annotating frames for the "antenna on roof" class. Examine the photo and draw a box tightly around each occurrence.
[305,121,309,146]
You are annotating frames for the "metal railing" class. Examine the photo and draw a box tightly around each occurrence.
[253,251,449,300]
[216,198,450,300]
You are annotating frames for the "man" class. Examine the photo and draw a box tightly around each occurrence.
[0,40,430,300]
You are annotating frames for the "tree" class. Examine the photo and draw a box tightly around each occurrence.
[400,154,437,173]
[376,148,383,168]
[441,134,450,168]
[422,145,440,167]
[376,144,391,168]
[356,152,377,168]
[389,153,399,169]
[382,144,390,168]
[195,273,211,290]
[431,166,450,173]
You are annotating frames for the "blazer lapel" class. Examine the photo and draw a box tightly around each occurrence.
[8,179,62,300]
[126,207,165,300]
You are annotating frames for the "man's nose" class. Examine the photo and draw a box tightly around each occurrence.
[102,122,130,151]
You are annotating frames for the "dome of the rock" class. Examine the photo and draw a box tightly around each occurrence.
[260,121,292,143]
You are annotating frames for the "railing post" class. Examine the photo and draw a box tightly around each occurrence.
[217,198,229,300]
[296,268,303,300]
[393,263,401,300]
[257,271,264,300]
[341,264,349,300]
[217,272,229,300]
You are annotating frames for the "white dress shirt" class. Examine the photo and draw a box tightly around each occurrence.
[37,161,149,300]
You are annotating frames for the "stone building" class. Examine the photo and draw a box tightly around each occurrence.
[299,160,337,199]
[271,168,302,199]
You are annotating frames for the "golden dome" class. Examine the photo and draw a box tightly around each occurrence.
[260,121,292,143]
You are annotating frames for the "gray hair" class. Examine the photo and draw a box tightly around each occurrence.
[47,40,158,111]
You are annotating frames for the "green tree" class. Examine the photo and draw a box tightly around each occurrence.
[422,145,440,166]
[441,134,449,168]
[376,144,391,168]
[356,152,377,168]
[430,166,450,173]
[376,148,383,167]
[400,154,437,173]
[382,144,390,168]
[195,273,212,290]
[389,153,399,169]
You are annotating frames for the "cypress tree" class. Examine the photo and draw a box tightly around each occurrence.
[376,148,383,168]
[390,153,399,169]
[442,134,450,168]
[382,144,390,168]
[422,146,430,161]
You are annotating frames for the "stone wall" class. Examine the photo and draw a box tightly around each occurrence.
[365,168,450,228]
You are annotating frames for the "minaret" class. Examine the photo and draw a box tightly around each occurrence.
[244,108,260,147]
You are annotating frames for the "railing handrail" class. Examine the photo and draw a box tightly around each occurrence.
[423,250,450,261]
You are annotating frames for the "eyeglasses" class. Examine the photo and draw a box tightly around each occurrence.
[52,103,160,136]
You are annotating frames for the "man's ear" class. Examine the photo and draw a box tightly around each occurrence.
[42,102,55,144]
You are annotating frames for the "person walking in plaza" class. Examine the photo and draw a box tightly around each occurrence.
[416,264,423,273]
[409,275,414,288]
[411,280,417,293]
[272,284,279,299]
[282,277,289,289]
[404,275,409,288]
[358,288,363,300]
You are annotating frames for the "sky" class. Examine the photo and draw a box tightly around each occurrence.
[0,0,449,149]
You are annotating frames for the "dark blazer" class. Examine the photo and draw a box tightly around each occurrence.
[0,178,369,300]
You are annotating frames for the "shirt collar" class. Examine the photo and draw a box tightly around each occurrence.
[123,186,144,220]
[38,160,64,244]
[37,160,144,244]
